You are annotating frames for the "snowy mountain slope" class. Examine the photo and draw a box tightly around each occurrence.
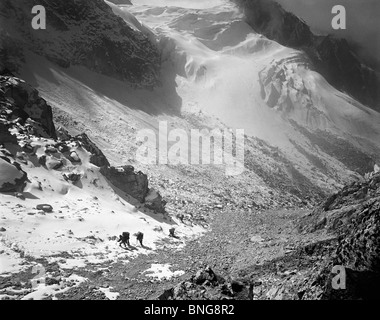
[126,0,380,138]
[8,0,379,196]
[233,0,380,112]
[0,72,203,279]
[122,1,380,169]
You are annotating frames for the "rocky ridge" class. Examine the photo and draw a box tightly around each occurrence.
[233,0,380,112]
[0,0,160,88]
[0,72,166,212]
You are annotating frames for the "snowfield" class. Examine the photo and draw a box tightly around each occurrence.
[1,176,203,264]
[0,140,203,277]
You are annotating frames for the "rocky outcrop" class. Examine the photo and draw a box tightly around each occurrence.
[158,266,252,300]
[0,123,17,144]
[300,170,380,234]
[298,169,380,299]
[0,157,28,192]
[100,165,149,203]
[0,0,160,88]
[0,73,166,212]
[99,165,166,212]
[75,133,110,168]
[144,188,167,214]
[0,74,56,138]
[233,0,380,111]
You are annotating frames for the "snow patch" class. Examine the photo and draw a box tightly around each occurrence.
[20,274,88,300]
[143,263,185,280]
[98,287,120,300]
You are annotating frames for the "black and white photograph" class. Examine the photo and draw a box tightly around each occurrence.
[0,0,379,304]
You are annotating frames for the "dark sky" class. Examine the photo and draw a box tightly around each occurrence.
[275,0,380,69]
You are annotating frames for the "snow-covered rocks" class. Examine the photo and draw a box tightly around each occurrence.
[144,189,166,214]
[74,134,109,168]
[0,157,28,193]
[68,151,81,163]
[1,76,56,138]
[45,157,64,171]
[0,72,205,292]
[100,165,167,212]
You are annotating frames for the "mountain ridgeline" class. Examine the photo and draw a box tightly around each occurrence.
[232,0,380,112]
[0,0,160,88]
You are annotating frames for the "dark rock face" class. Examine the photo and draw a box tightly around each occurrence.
[36,204,53,213]
[63,173,81,184]
[99,165,166,211]
[75,133,110,168]
[193,266,222,286]
[0,157,28,192]
[144,188,166,214]
[300,171,380,234]
[0,123,17,144]
[100,166,149,203]
[0,75,56,138]
[0,0,160,88]
[299,170,380,299]
[233,0,380,111]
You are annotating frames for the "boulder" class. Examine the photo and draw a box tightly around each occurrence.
[24,118,51,138]
[0,123,17,144]
[230,280,246,293]
[63,173,81,183]
[45,157,64,170]
[69,151,81,163]
[14,192,25,200]
[75,133,109,168]
[45,146,59,154]
[0,157,28,192]
[38,155,47,166]
[100,166,149,203]
[56,126,71,141]
[144,188,166,213]
[158,288,174,300]
[36,204,53,213]
[158,267,253,300]
[193,266,221,286]
[45,277,61,286]
[1,76,56,138]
